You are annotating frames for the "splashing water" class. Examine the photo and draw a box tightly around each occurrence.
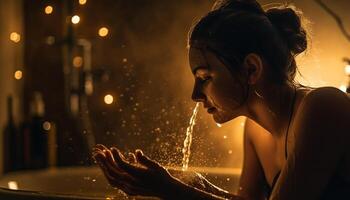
[182,103,200,171]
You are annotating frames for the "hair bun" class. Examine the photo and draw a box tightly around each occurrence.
[212,0,265,15]
[266,7,307,55]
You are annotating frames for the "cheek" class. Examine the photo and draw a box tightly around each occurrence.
[209,79,244,109]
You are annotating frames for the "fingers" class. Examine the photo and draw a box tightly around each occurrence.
[110,147,147,176]
[93,147,131,178]
[135,149,161,170]
[94,144,109,153]
[92,145,158,197]
[93,151,140,186]
[128,152,137,164]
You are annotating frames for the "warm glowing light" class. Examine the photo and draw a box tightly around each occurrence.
[43,121,51,131]
[123,58,128,63]
[223,135,227,139]
[10,32,21,43]
[46,36,55,45]
[339,85,347,93]
[345,65,350,75]
[45,5,53,14]
[73,56,83,68]
[216,123,222,127]
[14,70,23,80]
[79,0,87,5]
[104,94,114,104]
[71,15,80,24]
[8,181,18,190]
[98,27,109,37]
[228,150,233,154]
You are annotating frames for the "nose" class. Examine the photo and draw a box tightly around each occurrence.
[191,83,206,103]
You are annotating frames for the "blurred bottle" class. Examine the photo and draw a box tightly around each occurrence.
[2,95,21,172]
[21,92,49,169]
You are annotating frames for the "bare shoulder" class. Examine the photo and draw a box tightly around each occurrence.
[300,87,350,117]
[295,86,350,142]
[302,86,350,108]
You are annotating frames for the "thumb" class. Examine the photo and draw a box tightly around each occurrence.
[135,149,161,169]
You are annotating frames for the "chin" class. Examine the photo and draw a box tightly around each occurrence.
[213,113,235,124]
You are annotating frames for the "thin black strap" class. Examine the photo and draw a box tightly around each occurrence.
[284,86,297,159]
[271,171,281,189]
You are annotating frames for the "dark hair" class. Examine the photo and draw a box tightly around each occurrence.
[189,0,308,84]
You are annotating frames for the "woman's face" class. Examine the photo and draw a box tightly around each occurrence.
[189,46,247,123]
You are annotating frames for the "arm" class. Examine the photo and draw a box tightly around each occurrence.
[168,169,241,199]
[166,178,244,200]
[237,119,268,200]
[270,87,350,200]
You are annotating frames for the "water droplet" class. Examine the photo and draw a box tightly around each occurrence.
[154,128,161,133]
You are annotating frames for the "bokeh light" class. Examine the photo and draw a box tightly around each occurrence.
[45,6,53,14]
[79,0,87,5]
[43,121,52,131]
[71,15,80,24]
[9,32,21,43]
[73,56,83,68]
[14,70,23,80]
[104,94,114,105]
[98,27,109,37]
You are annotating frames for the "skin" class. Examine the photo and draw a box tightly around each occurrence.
[93,45,350,200]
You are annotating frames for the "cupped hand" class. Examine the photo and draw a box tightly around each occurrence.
[92,144,178,198]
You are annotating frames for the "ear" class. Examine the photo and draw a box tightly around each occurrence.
[243,53,264,85]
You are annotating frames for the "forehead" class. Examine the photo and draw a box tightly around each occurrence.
[189,47,209,72]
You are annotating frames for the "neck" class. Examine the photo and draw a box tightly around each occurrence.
[246,83,296,138]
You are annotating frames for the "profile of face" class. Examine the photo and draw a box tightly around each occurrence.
[189,46,247,123]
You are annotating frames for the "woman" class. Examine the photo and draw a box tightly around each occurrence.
[92,0,350,199]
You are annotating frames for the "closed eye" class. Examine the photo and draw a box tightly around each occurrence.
[197,76,212,83]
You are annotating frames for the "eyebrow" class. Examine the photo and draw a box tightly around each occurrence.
[192,66,209,74]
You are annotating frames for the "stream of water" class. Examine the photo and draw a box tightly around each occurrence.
[182,103,200,171]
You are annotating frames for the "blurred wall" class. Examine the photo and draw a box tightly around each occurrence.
[259,0,350,87]
[0,0,24,175]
